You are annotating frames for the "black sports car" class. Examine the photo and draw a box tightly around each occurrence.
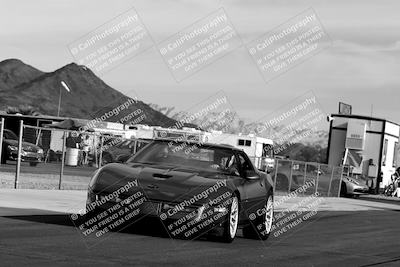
[85,139,274,243]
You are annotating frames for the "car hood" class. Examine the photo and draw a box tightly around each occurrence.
[3,139,42,152]
[343,176,366,185]
[93,163,233,204]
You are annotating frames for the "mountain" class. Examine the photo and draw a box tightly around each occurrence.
[148,103,245,133]
[0,59,44,90]
[0,59,182,127]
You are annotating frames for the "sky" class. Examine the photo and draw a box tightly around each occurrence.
[1,0,399,124]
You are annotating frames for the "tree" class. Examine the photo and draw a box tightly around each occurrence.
[6,104,41,116]
[277,143,327,163]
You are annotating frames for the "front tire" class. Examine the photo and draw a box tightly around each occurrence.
[275,174,289,192]
[243,193,274,240]
[340,182,348,197]
[220,195,239,243]
[1,148,7,164]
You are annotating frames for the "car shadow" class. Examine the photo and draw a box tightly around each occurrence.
[3,209,234,243]
[4,211,171,239]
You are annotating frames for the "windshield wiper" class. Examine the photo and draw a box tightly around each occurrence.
[131,161,156,165]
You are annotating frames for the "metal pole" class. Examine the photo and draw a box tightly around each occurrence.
[57,86,62,117]
[95,134,98,168]
[35,129,42,146]
[338,166,344,197]
[99,135,103,167]
[15,120,23,189]
[273,159,279,196]
[133,139,137,155]
[0,117,4,165]
[59,131,66,190]
[342,148,349,167]
[327,166,334,197]
[288,160,293,193]
[315,164,320,194]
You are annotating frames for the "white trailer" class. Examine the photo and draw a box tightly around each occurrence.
[124,126,276,171]
[206,131,275,171]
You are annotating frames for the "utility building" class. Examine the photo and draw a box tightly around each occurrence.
[327,114,400,192]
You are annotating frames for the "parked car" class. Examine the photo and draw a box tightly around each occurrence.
[273,162,369,197]
[86,139,274,243]
[1,129,44,166]
[339,176,369,197]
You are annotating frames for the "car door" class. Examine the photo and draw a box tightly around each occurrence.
[235,151,267,215]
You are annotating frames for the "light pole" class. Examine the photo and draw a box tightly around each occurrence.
[57,86,62,117]
[57,81,71,117]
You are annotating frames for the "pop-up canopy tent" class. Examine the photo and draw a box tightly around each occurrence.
[44,118,94,131]
[43,118,97,166]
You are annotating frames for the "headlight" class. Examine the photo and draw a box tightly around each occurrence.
[37,148,44,154]
[8,145,18,151]
[194,206,206,222]
[213,206,227,213]
[346,178,359,185]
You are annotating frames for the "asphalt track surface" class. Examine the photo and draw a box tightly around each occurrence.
[1,205,400,266]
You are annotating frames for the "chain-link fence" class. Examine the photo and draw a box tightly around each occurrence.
[248,156,342,197]
[0,120,344,196]
[0,117,4,168]
[271,158,343,197]
[0,121,150,190]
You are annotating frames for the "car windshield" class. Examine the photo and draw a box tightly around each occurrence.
[115,140,132,148]
[4,130,18,140]
[128,141,239,175]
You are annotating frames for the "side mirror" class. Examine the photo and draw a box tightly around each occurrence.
[245,170,259,180]
[266,166,274,174]
[259,166,274,174]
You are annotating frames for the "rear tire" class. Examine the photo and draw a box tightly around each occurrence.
[340,182,348,197]
[1,148,7,164]
[275,174,289,192]
[243,193,274,240]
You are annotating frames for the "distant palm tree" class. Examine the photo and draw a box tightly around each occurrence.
[6,104,41,116]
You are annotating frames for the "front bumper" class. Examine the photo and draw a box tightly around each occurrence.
[348,184,369,195]
[85,192,229,236]
[87,195,208,220]
[9,151,43,162]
